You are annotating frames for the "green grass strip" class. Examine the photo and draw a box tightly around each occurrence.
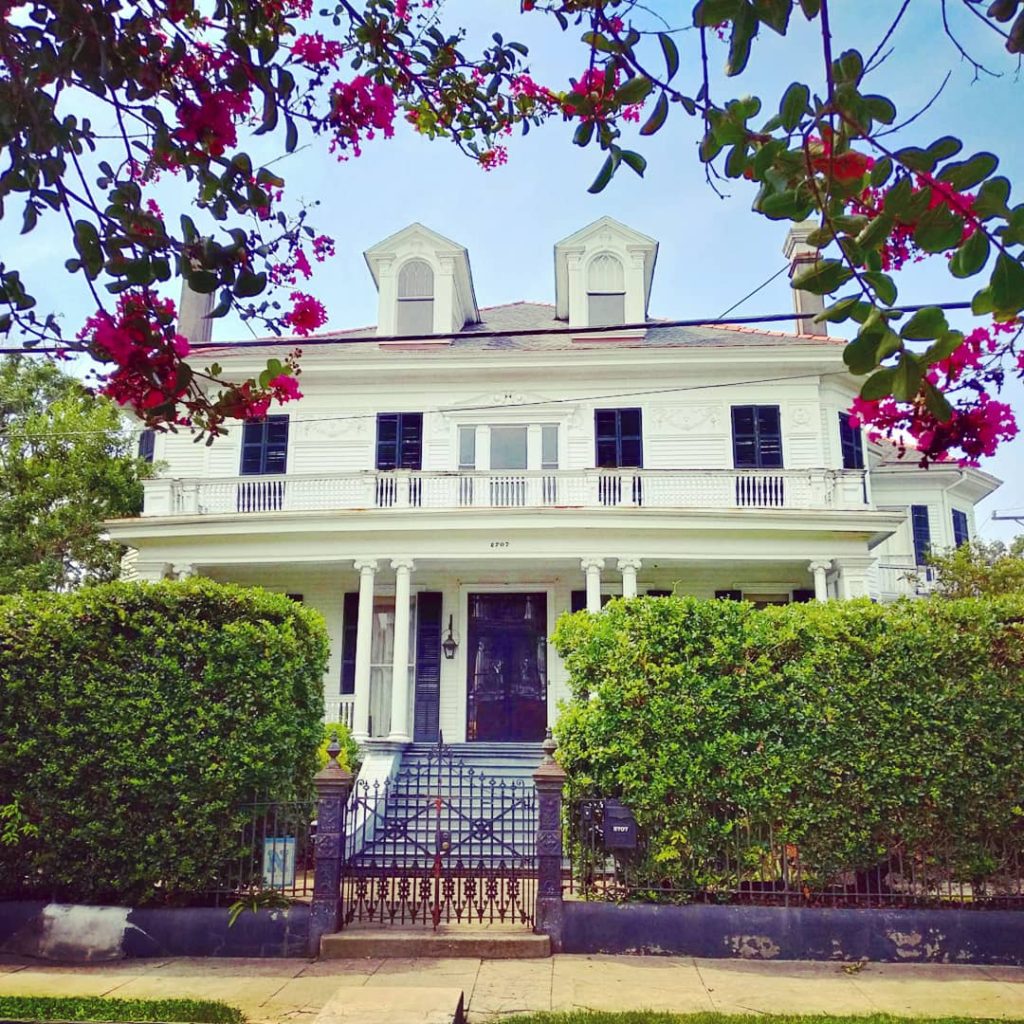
[0,995,244,1024]
[498,1014,1016,1024]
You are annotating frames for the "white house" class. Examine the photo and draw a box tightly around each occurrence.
[106,217,1000,753]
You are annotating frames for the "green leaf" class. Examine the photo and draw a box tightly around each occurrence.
[73,220,103,280]
[726,2,758,76]
[233,269,268,299]
[927,135,963,162]
[725,143,748,178]
[21,202,38,235]
[752,0,791,33]
[870,156,894,188]
[913,204,964,253]
[791,259,854,295]
[974,177,1012,220]
[856,212,895,253]
[692,0,743,26]
[863,94,897,125]
[924,330,965,363]
[949,230,990,278]
[900,306,949,341]
[588,152,619,194]
[971,285,995,315]
[860,367,896,401]
[817,296,861,323]
[758,188,813,220]
[640,93,669,137]
[844,321,899,374]
[883,175,913,217]
[798,0,820,15]
[922,379,954,422]
[891,352,924,401]
[779,82,809,131]
[621,150,647,177]
[937,152,998,191]
[990,253,1024,315]
[862,271,897,306]
[616,75,653,105]
[573,120,595,147]
[894,146,936,174]
[659,33,680,79]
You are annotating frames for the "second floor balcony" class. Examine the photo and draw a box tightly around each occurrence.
[141,467,869,517]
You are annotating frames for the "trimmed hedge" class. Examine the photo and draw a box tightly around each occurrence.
[0,578,328,905]
[552,595,1024,891]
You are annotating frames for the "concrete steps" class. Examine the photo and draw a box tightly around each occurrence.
[320,926,550,959]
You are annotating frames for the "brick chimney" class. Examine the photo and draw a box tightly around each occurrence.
[783,221,828,337]
[176,279,215,345]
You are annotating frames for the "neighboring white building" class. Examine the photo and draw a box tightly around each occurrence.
[105,217,999,748]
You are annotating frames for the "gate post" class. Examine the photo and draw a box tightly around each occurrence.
[533,728,567,952]
[308,734,354,957]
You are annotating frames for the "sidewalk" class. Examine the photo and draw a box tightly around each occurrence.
[2,953,1024,1022]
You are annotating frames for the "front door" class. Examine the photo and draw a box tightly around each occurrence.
[466,593,547,742]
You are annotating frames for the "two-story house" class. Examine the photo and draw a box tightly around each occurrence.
[106,217,999,756]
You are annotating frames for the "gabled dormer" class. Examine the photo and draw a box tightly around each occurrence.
[364,223,480,338]
[554,217,658,328]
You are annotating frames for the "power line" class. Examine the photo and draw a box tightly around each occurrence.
[717,265,791,320]
[1,300,977,355]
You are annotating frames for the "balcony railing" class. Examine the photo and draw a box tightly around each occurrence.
[876,561,936,600]
[142,467,868,517]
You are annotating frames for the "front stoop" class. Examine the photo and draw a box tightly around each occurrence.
[314,986,466,1024]
[319,926,551,959]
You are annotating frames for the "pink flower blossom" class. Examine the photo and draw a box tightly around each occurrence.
[284,291,328,335]
[291,33,345,68]
[328,76,396,157]
[269,373,303,402]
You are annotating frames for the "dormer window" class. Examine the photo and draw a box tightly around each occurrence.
[396,259,435,335]
[587,253,626,327]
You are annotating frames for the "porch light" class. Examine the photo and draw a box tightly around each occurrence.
[442,615,459,660]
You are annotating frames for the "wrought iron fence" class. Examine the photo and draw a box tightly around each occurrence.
[569,799,1024,910]
[207,799,316,906]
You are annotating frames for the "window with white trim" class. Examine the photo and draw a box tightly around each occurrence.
[396,259,434,335]
[587,253,626,327]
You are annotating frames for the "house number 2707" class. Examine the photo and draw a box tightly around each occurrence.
[490,541,510,549]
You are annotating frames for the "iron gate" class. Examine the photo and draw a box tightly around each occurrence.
[341,735,537,927]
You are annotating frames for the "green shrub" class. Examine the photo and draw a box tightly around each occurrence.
[0,578,329,905]
[552,595,1024,892]
[317,721,360,772]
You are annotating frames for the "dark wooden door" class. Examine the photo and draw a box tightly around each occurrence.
[466,593,547,742]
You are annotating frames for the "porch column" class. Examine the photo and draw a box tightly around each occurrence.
[833,556,875,600]
[351,559,378,743]
[617,557,642,598]
[173,563,197,580]
[580,557,604,612]
[388,558,415,743]
[808,560,831,601]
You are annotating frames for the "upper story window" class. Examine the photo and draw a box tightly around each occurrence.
[952,508,970,547]
[396,259,434,336]
[376,412,423,470]
[911,504,931,565]
[731,406,783,469]
[838,412,864,470]
[587,253,626,327]
[595,408,643,468]
[138,428,155,463]
[240,415,289,476]
[457,423,560,470]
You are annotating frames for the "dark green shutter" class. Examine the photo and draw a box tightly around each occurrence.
[413,591,443,742]
[791,589,815,603]
[340,592,359,695]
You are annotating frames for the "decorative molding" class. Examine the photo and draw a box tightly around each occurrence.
[651,404,724,433]
[296,416,370,441]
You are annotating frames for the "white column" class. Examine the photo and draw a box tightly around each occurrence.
[617,558,642,598]
[134,561,173,582]
[173,563,197,580]
[581,557,605,612]
[351,559,378,742]
[833,556,875,600]
[808,560,831,602]
[388,558,415,742]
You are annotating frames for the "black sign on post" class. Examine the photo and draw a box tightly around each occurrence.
[602,798,637,850]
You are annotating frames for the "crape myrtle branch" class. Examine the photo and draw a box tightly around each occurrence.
[0,0,1022,463]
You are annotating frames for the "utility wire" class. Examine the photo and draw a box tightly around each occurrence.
[716,265,791,320]
[1,300,977,355]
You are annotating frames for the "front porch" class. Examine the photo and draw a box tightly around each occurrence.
[176,552,878,744]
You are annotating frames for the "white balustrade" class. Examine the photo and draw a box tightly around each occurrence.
[323,696,355,730]
[148,468,869,517]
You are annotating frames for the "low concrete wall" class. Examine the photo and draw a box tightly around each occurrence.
[0,901,309,961]
[563,901,1024,965]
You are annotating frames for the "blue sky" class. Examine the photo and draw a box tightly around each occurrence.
[5,1,1023,537]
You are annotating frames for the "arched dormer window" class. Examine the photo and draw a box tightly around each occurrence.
[396,259,435,335]
[587,253,626,327]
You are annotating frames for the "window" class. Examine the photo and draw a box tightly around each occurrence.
[541,424,559,470]
[458,425,476,470]
[396,259,434,335]
[587,253,626,327]
[240,415,289,475]
[595,408,643,468]
[376,413,423,470]
[731,405,783,469]
[952,508,970,547]
[911,504,931,565]
[138,428,155,463]
[838,412,864,470]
